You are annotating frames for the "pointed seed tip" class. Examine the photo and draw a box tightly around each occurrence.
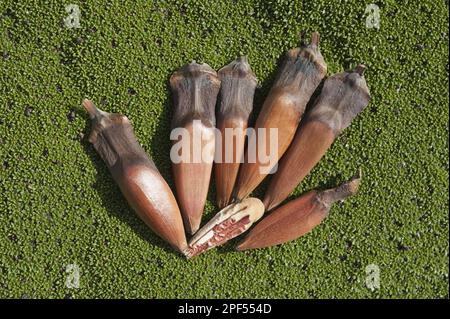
[310,32,320,46]
[347,171,362,195]
[239,55,248,63]
[357,168,363,179]
[354,64,366,75]
[82,98,92,108]
[82,99,98,118]
[352,168,362,183]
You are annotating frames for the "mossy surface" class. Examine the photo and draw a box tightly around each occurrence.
[0,0,448,298]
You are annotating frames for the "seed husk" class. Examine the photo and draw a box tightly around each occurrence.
[263,65,370,211]
[215,56,257,208]
[169,62,221,234]
[83,99,187,253]
[237,171,361,251]
[234,32,327,200]
[186,197,264,258]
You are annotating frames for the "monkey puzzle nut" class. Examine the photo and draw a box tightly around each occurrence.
[185,197,265,258]
[238,171,362,251]
[170,62,221,234]
[215,56,257,208]
[83,99,188,253]
[234,32,327,200]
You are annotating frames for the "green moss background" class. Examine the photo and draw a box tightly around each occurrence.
[0,0,448,298]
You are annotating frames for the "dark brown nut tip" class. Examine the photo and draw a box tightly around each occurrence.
[173,61,218,78]
[319,169,362,206]
[310,31,320,47]
[218,55,257,83]
[347,168,363,195]
[82,99,105,120]
[354,64,366,75]
[170,60,220,89]
[238,55,248,63]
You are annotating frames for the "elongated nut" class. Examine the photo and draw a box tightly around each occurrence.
[234,32,327,200]
[185,197,264,258]
[237,171,361,251]
[215,56,257,208]
[83,99,187,253]
[263,65,370,210]
[169,62,221,234]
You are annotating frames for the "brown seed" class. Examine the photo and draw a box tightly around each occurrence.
[234,32,327,200]
[82,99,187,253]
[215,56,257,208]
[237,171,361,251]
[185,197,264,258]
[169,62,221,234]
[263,65,370,210]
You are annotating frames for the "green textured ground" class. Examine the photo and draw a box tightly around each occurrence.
[0,0,448,299]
